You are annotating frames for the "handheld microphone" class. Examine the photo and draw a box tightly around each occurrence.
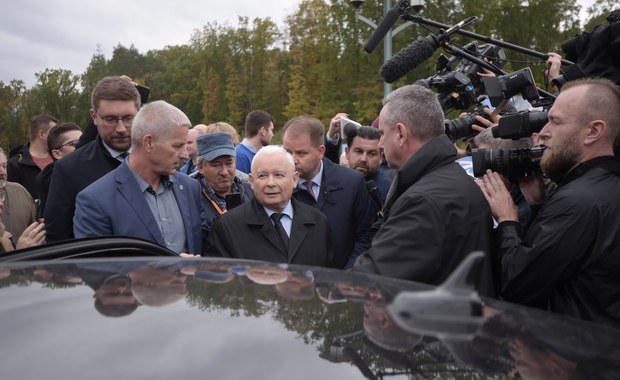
[379,16,478,83]
[364,9,400,54]
[366,180,385,210]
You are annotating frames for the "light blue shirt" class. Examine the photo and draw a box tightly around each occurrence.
[127,163,187,254]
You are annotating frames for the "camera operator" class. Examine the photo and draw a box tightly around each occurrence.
[480,78,620,328]
[473,129,533,228]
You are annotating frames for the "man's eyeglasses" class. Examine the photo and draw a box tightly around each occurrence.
[98,114,135,127]
[56,140,81,150]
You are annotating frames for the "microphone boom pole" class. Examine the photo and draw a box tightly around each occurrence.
[402,14,574,66]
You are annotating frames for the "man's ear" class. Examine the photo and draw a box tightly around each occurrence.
[90,109,97,124]
[292,170,299,187]
[395,123,408,145]
[51,149,63,160]
[143,134,154,151]
[318,144,326,159]
[584,120,606,145]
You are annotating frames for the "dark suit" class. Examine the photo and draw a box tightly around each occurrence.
[293,158,374,269]
[44,136,121,242]
[73,161,204,254]
[205,198,334,267]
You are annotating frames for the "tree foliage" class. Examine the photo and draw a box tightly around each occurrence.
[0,0,603,150]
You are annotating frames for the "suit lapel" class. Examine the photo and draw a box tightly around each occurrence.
[316,158,342,210]
[115,163,166,246]
[288,199,313,262]
[170,175,192,251]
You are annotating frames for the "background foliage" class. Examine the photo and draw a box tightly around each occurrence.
[0,0,615,150]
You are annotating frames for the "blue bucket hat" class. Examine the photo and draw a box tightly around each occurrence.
[196,132,236,161]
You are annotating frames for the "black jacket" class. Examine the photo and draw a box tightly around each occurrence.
[354,134,496,296]
[205,198,334,267]
[44,136,121,242]
[7,143,42,199]
[496,156,620,328]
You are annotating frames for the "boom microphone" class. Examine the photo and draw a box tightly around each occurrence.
[379,16,478,83]
[364,9,400,54]
[380,36,438,83]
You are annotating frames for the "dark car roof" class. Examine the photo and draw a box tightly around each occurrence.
[1,240,620,379]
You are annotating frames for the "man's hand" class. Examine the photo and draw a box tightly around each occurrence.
[479,170,519,223]
[545,52,562,84]
[328,113,349,140]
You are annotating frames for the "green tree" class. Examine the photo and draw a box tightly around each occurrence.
[30,69,80,122]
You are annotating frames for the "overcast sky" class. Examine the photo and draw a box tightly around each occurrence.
[1,0,595,88]
[0,0,301,87]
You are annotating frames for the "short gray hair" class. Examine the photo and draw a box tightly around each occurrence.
[131,100,191,146]
[382,84,445,141]
[473,128,532,150]
[251,145,295,173]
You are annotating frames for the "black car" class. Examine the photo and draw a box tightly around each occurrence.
[1,238,619,379]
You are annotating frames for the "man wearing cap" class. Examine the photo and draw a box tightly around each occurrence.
[73,100,205,255]
[196,132,253,231]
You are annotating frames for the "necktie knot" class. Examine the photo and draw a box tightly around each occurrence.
[270,212,284,223]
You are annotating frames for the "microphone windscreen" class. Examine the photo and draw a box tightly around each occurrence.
[380,37,437,83]
[364,9,400,54]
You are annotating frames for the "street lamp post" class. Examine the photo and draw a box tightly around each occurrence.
[350,0,423,97]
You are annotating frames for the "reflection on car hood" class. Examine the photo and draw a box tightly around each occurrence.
[1,257,619,379]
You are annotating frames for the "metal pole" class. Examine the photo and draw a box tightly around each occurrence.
[383,0,392,97]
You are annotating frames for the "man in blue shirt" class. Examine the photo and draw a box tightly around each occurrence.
[235,110,275,173]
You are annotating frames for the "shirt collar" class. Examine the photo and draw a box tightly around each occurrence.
[264,200,294,220]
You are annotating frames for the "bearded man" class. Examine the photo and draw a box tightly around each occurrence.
[481,78,620,328]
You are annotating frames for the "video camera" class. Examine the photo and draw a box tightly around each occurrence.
[444,102,492,142]
[471,146,545,181]
[481,68,539,107]
[491,109,548,139]
[420,42,506,111]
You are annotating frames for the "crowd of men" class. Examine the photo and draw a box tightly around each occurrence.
[1,74,619,330]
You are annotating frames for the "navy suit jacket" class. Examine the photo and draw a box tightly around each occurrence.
[293,158,374,269]
[205,198,334,267]
[73,161,205,255]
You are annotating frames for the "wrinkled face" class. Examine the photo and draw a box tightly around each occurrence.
[259,122,275,146]
[282,132,324,180]
[377,105,403,170]
[91,100,138,151]
[51,130,83,160]
[0,152,7,189]
[186,129,201,158]
[538,86,586,180]
[200,156,236,195]
[148,124,189,176]
[346,137,382,178]
[250,152,299,212]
